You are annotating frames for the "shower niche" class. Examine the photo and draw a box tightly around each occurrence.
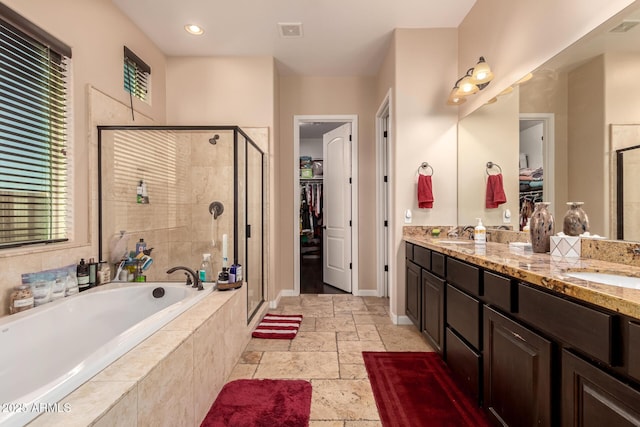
[98,126,266,323]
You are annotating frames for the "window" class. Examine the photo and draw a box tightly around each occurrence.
[123,46,150,103]
[0,5,72,248]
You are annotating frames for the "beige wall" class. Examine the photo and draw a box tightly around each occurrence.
[278,76,378,293]
[391,29,459,319]
[0,0,167,316]
[165,56,277,299]
[457,0,636,117]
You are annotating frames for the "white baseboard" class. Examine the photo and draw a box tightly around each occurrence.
[390,313,414,326]
[353,289,380,297]
[268,289,298,309]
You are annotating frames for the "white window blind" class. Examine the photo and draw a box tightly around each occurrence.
[0,5,72,248]
[124,46,150,103]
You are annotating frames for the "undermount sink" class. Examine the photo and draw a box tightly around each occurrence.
[436,240,472,245]
[564,271,640,289]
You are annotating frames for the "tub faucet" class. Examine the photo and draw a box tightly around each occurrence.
[166,266,203,291]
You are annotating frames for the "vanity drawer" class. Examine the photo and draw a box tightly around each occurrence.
[413,245,431,270]
[447,258,481,296]
[629,321,640,381]
[431,251,446,278]
[405,242,414,261]
[447,284,481,350]
[518,284,614,364]
[483,271,516,313]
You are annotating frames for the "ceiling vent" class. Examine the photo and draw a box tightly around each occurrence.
[278,23,303,38]
[609,20,640,33]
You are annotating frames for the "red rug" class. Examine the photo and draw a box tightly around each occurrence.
[252,313,303,339]
[201,379,312,427]
[363,352,491,427]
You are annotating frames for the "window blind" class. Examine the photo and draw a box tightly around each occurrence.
[124,46,150,102]
[0,8,72,248]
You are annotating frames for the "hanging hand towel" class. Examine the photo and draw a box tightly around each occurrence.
[418,174,434,209]
[486,173,507,208]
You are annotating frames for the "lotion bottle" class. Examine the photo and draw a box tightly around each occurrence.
[474,218,486,244]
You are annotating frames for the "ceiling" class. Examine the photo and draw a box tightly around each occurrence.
[111,0,476,76]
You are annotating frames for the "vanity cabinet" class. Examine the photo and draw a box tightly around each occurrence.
[422,270,445,353]
[406,243,444,351]
[562,349,640,426]
[484,306,553,426]
[404,239,640,427]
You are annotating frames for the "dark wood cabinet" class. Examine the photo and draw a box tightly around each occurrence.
[405,260,421,328]
[422,270,445,353]
[404,241,640,427]
[562,349,640,426]
[484,306,553,426]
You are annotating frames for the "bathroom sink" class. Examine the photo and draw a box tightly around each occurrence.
[565,272,640,289]
[436,240,472,245]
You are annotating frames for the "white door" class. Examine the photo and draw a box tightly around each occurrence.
[323,123,352,292]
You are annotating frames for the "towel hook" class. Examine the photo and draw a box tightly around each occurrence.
[417,162,434,176]
[486,161,502,175]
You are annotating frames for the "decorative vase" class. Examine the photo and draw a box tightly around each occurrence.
[530,202,554,253]
[563,202,589,236]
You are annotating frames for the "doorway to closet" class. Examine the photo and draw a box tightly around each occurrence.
[293,115,358,295]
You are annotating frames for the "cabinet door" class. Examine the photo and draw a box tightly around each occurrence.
[484,306,553,426]
[422,270,445,353]
[562,349,640,427]
[405,260,421,327]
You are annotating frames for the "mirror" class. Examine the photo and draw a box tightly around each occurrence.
[458,3,640,241]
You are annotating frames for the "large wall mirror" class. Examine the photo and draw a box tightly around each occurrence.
[458,3,640,242]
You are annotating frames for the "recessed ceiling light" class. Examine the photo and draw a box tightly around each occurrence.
[185,24,204,35]
[278,23,303,38]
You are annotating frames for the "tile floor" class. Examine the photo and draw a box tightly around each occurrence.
[228,294,435,426]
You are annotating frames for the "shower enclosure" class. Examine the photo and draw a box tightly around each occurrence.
[98,126,265,323]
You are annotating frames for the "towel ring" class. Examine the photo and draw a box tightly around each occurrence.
[417,162,434,176]
[486,161,502,175]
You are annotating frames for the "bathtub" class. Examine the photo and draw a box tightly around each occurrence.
[0,281,213,427]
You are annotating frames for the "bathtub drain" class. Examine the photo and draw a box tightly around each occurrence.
[152,287,165,298]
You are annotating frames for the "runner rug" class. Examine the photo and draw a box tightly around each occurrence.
[200,379,312,427]
[251,313,303,339]
[363,351,491,427]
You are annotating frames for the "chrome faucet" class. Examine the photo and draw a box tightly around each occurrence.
[166,266,203,291]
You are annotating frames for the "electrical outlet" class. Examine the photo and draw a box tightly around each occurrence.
[404,209,412,224]
[503,209,511,224]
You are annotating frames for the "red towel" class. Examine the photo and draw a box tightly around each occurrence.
[418,175,434,209]
[486,173,507,208]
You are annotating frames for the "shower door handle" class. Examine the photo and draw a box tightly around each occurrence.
[246,224,251,238]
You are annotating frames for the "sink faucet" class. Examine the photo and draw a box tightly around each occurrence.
[166,266,203,291]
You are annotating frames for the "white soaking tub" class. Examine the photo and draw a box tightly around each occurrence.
[0,281,213,427]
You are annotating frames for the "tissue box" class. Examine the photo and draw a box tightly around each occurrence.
[550,236,581,258]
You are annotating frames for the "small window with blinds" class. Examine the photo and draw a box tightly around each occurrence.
[0,5,73,249]
[124,46,151,103]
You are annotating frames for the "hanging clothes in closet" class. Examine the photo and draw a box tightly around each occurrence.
[300,181,323,236]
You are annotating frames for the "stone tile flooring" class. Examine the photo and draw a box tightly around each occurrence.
[228,294,435,426]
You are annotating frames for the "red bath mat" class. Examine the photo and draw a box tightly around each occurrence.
[252,313,303,339]
[200,379,312,427]
[363,351,491,427]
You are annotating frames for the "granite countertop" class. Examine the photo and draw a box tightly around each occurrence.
[404,234,640,320]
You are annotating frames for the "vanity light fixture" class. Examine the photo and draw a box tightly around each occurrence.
[184,24,204,35]
[447,56,494,105]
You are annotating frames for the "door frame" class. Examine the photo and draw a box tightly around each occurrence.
[293,114,359,295]
[519,113,555,218]
[376,90,392,298]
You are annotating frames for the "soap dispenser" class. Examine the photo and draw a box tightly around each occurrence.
[474,218,486,244]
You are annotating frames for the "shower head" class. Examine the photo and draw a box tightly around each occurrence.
[209,134,220,145]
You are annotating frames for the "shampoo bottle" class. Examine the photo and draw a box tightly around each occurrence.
[199,253,212,282]
[474,218,486,244]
